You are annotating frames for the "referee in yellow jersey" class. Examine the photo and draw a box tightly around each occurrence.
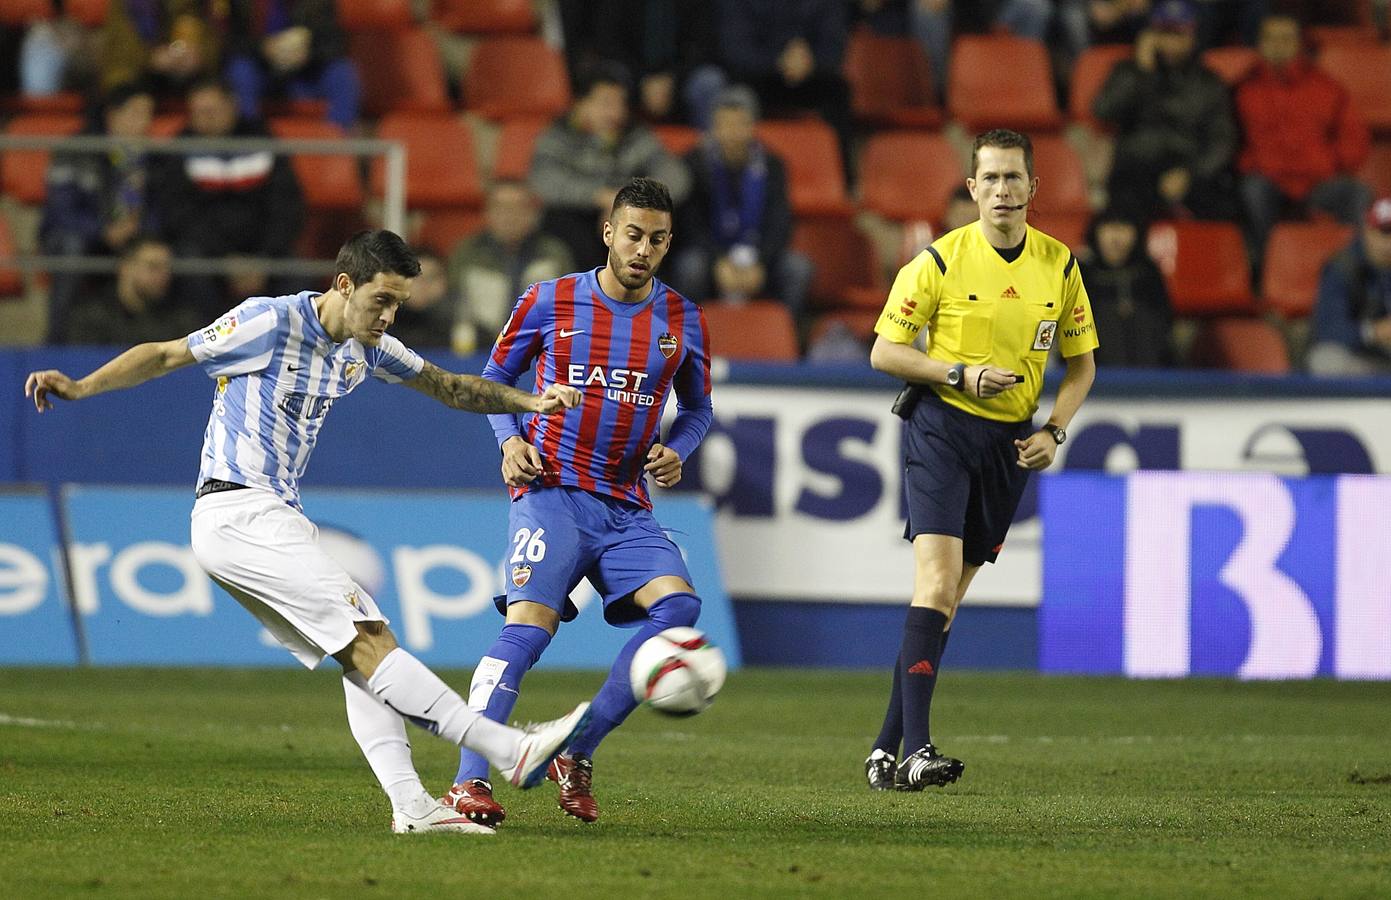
[864,128,1098,791]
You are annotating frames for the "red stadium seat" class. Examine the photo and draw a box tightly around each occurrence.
[1260,221,1353,319]
[415,208,485,255]
[434,0,538,34]
[1319,43,1391,132]
[351,29,450,116]
[1069,44,1131,128]
[948,35,1062,132]
[652,125,700,158]
[1,113,82,205]
[1358,140,1391,197]
[1029,135,1090,215]
[372,113,483,209]
[1028,211,1089,252]
[0,92,85,115]
[1146,220,1257,316]
[755,120,852,216]
[336,0,414,31]
[0,0,51,25]
[267,118,364,210]
[858,130,963,224]
[0,215,22,297]
[791,217,882,309]
[1201,46,1259,86]
[699,300,800,361]
[843,28,941,128]
[463,36,571,121]
[65,0,108,26]
[492,116,551,182]
[1188,316,1291,373]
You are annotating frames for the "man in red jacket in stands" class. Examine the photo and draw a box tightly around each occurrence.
[1235,13,1371,277]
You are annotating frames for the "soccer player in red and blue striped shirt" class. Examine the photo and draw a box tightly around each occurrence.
[445,178,714,827]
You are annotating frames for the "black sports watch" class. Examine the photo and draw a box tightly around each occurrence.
[1043,423,1067,445]
[945,363,967,390]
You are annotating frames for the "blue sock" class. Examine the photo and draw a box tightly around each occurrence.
[873,626,950,756]
[567,591,701,759]
[454,623,552,783]
[900,607,949,754]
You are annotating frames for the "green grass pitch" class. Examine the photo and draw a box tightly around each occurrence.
[2,668,1388,898]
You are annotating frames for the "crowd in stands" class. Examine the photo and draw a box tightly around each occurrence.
[1,0,1390,376]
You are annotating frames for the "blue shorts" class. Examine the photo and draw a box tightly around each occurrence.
[498,487,693,625]
[902,391,1034,565]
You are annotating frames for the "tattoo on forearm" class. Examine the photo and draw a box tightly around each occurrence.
[419,362,530,412]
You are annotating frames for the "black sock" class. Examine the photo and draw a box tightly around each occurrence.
[871,652,904,755]
[900,607,948,754]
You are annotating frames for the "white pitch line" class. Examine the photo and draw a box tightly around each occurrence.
[0,712,84,730]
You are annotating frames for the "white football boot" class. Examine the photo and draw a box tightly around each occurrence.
[391,798,497,835]
[504,702,592,789]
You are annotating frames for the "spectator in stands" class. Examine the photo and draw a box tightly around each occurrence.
[387,249,454,350]
[673,86,812,319]
[1093,0,1239,222]
[1235,13,1370,277]
[529,61,690,265]
[21,14,97,96]
[40,81,159,342]
[1080,206,1176,367]
[448,181,574,354]
[64,236,200,345]
[1307,196,1391,376]
[1059,0,1153,52]
[152,77,304,317]
[101,1,223,98]
[716,0,855,180]
[223,0,361,132]
[558,0,722,128]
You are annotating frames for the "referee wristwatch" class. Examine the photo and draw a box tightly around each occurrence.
[1043,423,1067,445]
[945,363,967,390]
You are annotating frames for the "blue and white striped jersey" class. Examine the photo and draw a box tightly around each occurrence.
[186,291,423,508]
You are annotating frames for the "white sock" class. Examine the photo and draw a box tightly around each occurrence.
[343,670,427,813]
[367,648,520,768]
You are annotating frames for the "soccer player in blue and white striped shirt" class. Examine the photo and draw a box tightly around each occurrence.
[24,230,590,835]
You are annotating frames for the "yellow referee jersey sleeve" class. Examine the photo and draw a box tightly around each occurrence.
[875,223,1100,423]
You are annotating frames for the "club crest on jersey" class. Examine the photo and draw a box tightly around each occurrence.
[343,359,366,386]
[344,589,367,615]
[1033,320,1057,351]
[511,564,532,587]
[658,332,679,358]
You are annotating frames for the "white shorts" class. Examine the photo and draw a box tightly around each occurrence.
[190,488,386,668]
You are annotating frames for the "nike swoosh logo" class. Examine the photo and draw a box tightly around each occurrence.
[558,329,585,338]
[287,365,306,372]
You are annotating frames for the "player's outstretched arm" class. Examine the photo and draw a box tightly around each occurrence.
[24,337,196,412]
[406,361,581,414]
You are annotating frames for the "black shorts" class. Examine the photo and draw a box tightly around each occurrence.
[902,391,1034,565]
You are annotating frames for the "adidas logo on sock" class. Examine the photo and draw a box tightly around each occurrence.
[907,659,935,675]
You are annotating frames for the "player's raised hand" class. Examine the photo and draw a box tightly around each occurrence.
[1014,432,1058,470]
[644,443,682,488]
[24,369,82,412]
[500,436,546,487]
[965,365,1021,399]
[533,383,582,413]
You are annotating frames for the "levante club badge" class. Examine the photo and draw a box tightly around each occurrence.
[658,333,679,358]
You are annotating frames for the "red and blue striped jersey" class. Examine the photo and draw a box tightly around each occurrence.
[482,268,714,509]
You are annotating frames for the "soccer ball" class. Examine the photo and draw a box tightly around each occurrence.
[629,627,727,716]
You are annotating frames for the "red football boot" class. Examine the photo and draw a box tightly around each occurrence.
[547,753,598,823]
[441,779,506,829]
